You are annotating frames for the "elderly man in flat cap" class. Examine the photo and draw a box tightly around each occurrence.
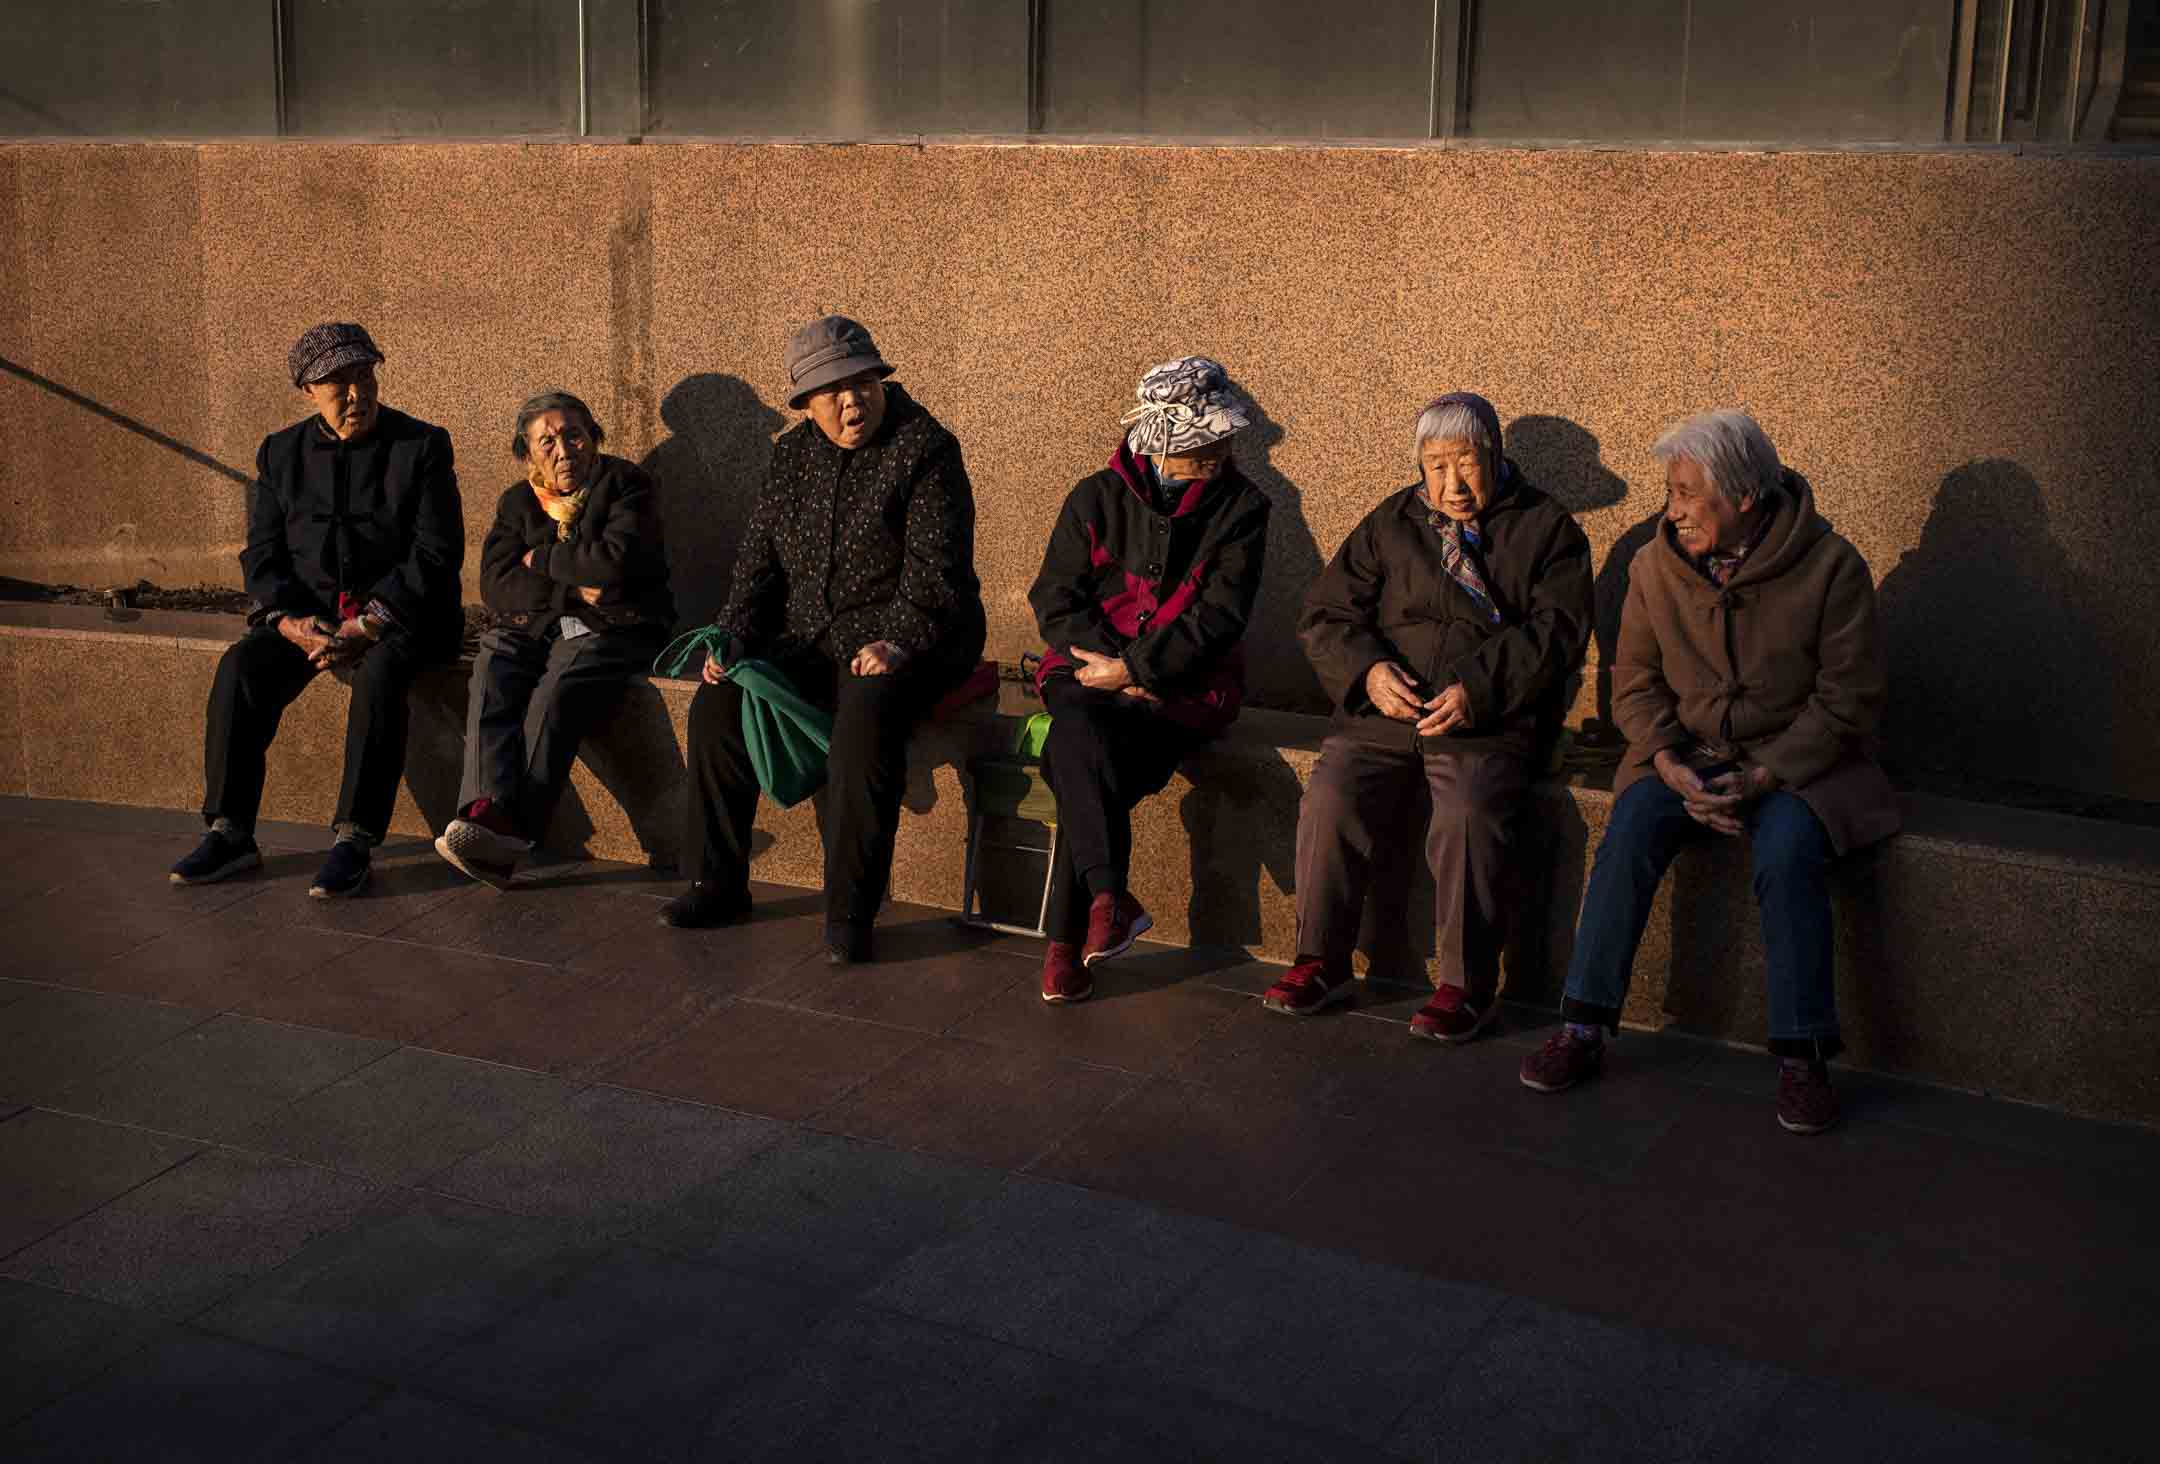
[170,323,464,897]
[661,315,985,966]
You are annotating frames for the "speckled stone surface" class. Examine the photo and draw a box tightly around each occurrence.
[2,142,2156,804]
[9,614,2158,1123]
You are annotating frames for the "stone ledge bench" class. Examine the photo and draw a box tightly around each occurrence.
[4,604,2156,1127]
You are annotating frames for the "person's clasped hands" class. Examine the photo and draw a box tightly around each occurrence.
[1364,661,1469,736]
[1653,747,1779,836]
[279,612,373,672]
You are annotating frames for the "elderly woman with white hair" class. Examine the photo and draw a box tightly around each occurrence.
[1026,356,1271,1003]
[1274,392,1592,1039]
[1520,409,1898,1135]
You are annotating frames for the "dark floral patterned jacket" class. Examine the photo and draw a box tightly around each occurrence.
[718,382,985,678]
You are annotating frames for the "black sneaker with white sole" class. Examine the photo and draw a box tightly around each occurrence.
[308,840,371,899]
[170,828,262,885]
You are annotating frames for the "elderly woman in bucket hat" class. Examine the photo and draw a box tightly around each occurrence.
[170,323,464,898]
[1026,356,1272,1003]
[660,315,986,965]
[434,390,675,887]
[1272,392,1592,1037]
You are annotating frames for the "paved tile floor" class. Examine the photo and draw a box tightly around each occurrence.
[1,796,2151,1462]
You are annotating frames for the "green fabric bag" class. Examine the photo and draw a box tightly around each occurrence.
[654,627,835,809]
[1014,711,1053,760]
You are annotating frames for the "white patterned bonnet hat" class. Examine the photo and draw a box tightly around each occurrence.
[1120,356,1253,456]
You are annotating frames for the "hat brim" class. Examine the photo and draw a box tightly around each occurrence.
[296,341,385,388]
[787,356,893,410]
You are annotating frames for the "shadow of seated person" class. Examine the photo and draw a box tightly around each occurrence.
[435,390,676,890]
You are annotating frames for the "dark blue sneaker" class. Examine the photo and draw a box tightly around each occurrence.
[308,840,371,899]
[170,828,261,885]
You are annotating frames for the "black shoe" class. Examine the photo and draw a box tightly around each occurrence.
[308,840,371,899]
[170,828,261,885]
[658,882,751,929]
[825,922,873,966]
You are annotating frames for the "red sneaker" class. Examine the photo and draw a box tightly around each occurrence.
[1039,941,1092,1004]
[1408,987,1497,1043]
[1777,1060,1841,1135]
[1519,1028,1603,1092]
[1260,956,1354,1016]
[1081,891,1151,967]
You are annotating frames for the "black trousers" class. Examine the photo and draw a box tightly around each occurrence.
[684,650,950,927]
[1038,677,1200,942]
[202,625,423,841]
[458,624,666,843]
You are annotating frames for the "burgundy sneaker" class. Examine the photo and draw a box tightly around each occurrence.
[1081,891,1151,967]
[1039,941,1092,1004]
[1777,1060,1841,1135]
[1408,987,1497,1043]
[1260,956,1354,1016]
[1519,1028,1603,1092]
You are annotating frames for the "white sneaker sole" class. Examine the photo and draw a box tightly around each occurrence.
[1261,979,1356,1017]
[308,863,370,900]
[169,849,262,886]
[435,833,518,891]
[1080,910,1151,968]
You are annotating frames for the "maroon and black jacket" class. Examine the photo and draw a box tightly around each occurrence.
[1028,439,1270,735]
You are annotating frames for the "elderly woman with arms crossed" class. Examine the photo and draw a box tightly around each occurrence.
[435,391,674,886]
[1027,356,1271,1003]
[1274,392,1592,1039]
[660,316,986,966]
[171,323,463,898]
[1520,410,1898,1134]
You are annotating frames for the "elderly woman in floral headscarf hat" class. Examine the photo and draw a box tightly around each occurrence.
[1026,356,1272,1003]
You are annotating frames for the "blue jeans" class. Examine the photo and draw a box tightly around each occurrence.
[1561,777,1843,1060]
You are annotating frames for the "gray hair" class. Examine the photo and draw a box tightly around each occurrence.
[1412,399,1498,475]
[510,390,605,460]
[1651,409,1783,508]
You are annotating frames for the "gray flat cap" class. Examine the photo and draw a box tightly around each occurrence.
[784,315,892,409]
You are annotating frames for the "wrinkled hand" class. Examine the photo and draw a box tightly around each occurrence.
[1365,662,1426,722]
[1416,682,1470,737]
[575,585,605,607]
[277,613,335,662]
[700,653,731,685]
[522,547,539,570]
[1655,748,1752,836]
[1071,647,1133,692]
[1118,684,1164,710]
[851,640,910,677]
[313,617,374,671]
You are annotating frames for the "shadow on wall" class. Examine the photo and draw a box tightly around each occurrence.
[1876,459,2111,801]
[1179,748,1304,951]
[1232,398,1328,714]
[1509,415,1634,730]
[643,374,787,631]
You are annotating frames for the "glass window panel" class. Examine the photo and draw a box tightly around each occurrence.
[1,1,277,138]
[648,0,1029,137]
[1039,0,1434,139]
[283,0,580,138]
[1468,0,1955,144]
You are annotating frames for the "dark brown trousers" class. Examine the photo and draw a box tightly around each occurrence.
[1293,733,1530,1002]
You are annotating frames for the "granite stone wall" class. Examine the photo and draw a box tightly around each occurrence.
[2,142,2156,802]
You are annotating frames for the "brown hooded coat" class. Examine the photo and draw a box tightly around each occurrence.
[1612,469,1900,855]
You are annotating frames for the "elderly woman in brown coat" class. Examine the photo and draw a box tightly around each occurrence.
[1274,392,1593,1038]
[1519,409,1899,1135]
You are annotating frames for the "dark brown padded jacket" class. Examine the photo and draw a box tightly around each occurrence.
[479,454,675,637]
[1299,468,1593,763]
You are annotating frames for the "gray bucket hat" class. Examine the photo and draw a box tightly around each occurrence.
[288,322,385,388]
[783,315,893,410]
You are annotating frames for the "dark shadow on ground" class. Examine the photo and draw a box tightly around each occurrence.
[643,374,787,630]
